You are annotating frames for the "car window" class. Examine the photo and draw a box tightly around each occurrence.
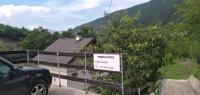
[0,62,11,78]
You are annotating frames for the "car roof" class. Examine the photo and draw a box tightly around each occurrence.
[0,57,14,68]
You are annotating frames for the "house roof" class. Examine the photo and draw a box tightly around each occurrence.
[32,38,94,64]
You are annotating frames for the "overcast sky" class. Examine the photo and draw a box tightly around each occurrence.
[0,0,150,31]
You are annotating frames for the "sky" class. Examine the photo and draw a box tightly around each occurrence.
[0,0,150,31]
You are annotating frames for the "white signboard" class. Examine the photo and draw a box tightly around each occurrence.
[93,54,120,72]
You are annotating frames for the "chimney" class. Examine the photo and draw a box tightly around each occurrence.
[75,33,82,41]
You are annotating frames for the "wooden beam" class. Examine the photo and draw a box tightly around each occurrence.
[0,50,27,55]
[30,60,120,73]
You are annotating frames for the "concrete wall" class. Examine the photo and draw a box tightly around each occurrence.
[188,76,200,95]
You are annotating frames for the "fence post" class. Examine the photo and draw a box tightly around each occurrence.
[26,50,30,65]
[56,51,61,87]
[137,88,141,95]
[121,54,125,95]
[66,65,68,87]
[37,50,40,67]
[84,52,88,94]
[159,79,163,95]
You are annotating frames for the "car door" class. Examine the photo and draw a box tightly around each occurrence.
[0,61,27,95]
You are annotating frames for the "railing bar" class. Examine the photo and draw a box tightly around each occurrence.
[51,73,121,91]
[29,60,121,73]
[37,50,40,67]
[56,51,61,87]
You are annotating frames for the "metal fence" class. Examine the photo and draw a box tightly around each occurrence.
[0,50,124,94]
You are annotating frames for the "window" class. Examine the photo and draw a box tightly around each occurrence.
[0,62,11,78]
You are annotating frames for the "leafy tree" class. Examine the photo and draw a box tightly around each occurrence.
[178,0,200,33]
[20,27,54,50]
[52,31,61,40]
[0,24,28,41]
[164,0,200,59]
[85,14,166,95]
[61,28,74,38]
[80,27,96,37]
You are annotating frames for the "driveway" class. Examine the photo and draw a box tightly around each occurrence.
[161,79,197,95]
[49,84,100,95]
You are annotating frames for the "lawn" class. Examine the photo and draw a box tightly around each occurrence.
[191,61,200,80]
[164,60,200,80]
[164,63,190,79]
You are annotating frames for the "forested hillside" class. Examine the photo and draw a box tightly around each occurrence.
[0,24,75,50]
[0,24,28,41]
[72,0,182,33]
[0,37,20,51]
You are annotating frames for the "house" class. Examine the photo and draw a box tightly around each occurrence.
[32,34,95,90]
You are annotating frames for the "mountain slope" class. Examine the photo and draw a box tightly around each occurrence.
[0,24,29,50]
[0,24,29,41]
[0,37,21,50]
[72,0,182,33]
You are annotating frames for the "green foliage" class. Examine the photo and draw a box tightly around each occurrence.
[80,27,96,37]
[86,13,166,95]
[162,23,190,58]
[164,0,200,59]
[157,0,200,60]
[163,53,174,66]
[178,0,200,33]
[191,60,200,80]
[20,27,54,50]
[197,57,200,65]
[52,31,61,40]
[0,24,28,41]
[61,28,74,38]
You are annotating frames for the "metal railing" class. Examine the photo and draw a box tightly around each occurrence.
[0,50,123,94]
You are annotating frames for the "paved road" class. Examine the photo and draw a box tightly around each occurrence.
[161,79,197,95]
[49,84,99,95]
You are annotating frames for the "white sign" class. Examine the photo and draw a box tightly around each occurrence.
[93,54,120,72]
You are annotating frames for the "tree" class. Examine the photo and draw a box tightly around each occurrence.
[176,0,200,59]
[52,31,61,40]
[0,24,28,41]
[85,14,166,95]
[61,28,74,38]
[80,27,96,37]
[20,27,54,50]
[178,0,200,33]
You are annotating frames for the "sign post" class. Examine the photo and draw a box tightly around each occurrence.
[93,54,124,95]
[120,54,124,95]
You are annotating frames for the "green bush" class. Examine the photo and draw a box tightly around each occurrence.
[197,58,200,65]
[163,53,174,66]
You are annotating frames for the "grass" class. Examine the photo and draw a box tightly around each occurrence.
[164,59,200,80]
[191,61,200,80]
[164,63,190,80]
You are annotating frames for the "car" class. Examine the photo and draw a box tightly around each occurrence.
[0,57,52,95]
